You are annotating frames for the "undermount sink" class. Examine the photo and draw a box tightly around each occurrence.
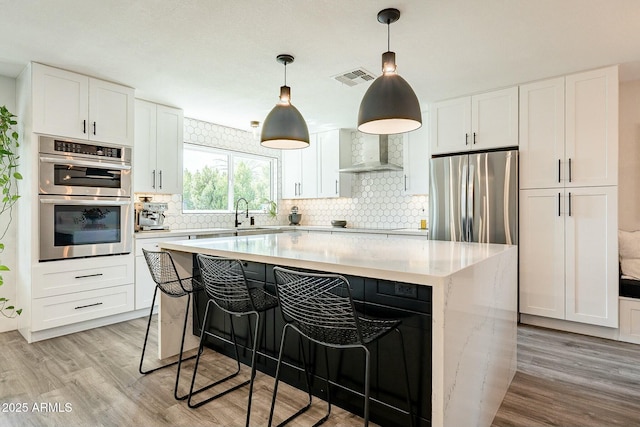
[235,227,280,236]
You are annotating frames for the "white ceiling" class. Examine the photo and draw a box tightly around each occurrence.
[2,0,640,133]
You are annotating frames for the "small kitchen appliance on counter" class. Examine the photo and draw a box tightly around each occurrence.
[135,197,169,231]
[288,206,301,225]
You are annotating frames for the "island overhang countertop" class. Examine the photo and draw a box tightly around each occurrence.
[159,231,515,287]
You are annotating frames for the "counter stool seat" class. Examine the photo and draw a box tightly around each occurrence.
[139,248,203,401]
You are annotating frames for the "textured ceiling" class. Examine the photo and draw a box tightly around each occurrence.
[1,0,639,133]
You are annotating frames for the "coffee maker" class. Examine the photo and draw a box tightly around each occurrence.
[135,198,169,231]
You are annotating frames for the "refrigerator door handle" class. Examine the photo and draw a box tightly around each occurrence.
[467,163,475,242]
[461,163,468,242]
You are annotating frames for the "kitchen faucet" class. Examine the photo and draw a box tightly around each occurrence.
[234,197,249,227]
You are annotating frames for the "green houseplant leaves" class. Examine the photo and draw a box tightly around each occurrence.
[0,105,22,318]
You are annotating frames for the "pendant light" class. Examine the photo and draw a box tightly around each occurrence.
[358,8,422,135]
[261,54,310,149]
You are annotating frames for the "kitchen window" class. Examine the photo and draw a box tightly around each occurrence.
[182,143,276,213]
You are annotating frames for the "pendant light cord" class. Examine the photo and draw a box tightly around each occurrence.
[283,61,287,86]
[387,19,391,51]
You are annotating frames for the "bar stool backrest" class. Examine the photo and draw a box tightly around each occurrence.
[142,248,190,297]
[196,254,254,314]
[273,267,364,346]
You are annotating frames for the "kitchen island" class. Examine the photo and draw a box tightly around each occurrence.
[159,231,517,427]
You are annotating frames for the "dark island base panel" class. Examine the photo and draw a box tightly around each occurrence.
[191,256,433,427]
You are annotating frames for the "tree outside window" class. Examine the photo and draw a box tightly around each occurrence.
[182,144,276,213]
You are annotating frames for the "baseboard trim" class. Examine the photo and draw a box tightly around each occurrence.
[519,314,620,340]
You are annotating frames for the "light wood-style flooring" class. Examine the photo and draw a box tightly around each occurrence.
[0,317,639,426]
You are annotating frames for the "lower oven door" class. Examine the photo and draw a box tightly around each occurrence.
[39,195,132,261]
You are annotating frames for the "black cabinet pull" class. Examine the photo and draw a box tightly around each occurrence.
[93,121,96,135]
[568,158,572,182]
[404,175,407,191]
[558,192,561,217]
[74,273,104,279]
[473,132,477,144]
[335,179,338,194]
[465,133,469,145]
[568,192,572,216]
[152,170,156,189]
[75,302,103,310]
[83,119,86,134]
[159,170,163,189]
[558,159,561,183]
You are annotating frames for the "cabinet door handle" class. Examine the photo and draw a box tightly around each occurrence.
[93,121,97,135]
[465,133,469,145]
[473,132,477,144]
[152,170,156,189]
[404,175,407,191]
[74,273,104,279]
[568,192,572,217]
[299,182,302,195]
[335,179,338,194]
[558,159,561,183]
[75,302,103,310]
[159,170,163,189]
[568,158,572,183]
[83,119,86,134]
[558,192,561,216]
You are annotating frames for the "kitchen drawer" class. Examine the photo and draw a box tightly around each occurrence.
[135,236,187,256]
[32,254,134,298]
[31,284,134,331]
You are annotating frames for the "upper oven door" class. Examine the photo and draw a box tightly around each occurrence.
[39,154,132,197]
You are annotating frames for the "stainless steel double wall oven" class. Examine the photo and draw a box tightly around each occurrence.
[38,135,132,261]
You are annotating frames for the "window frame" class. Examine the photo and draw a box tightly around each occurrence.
[182,143,278,214]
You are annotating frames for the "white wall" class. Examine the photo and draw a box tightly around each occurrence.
[619,80,640,231]
[0,75,17,332]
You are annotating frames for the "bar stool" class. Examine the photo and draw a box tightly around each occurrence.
[269,267,414,427]
[189,254,278,427]
[139,248,203,400]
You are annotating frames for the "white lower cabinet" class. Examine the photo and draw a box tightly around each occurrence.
[135,236,187,310]
[519,186,618,327]
[619,297,640,344]
[30,254,135,331]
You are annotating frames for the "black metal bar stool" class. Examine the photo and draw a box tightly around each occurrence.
[269,266,414,427]
[188,254,278,427]
[139,248,203,401]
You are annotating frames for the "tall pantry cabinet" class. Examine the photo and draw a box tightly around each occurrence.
[519,66,619,328]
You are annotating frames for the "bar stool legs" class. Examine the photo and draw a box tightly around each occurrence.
[187,300,265,427]
[139,286,198,401]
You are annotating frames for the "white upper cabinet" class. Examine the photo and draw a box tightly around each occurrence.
[565,66,618,187]
[519,66,618,189]
[403,117,429,195]
[519,77,565,189]
[281,135,318,199]
[317,129,352,198]
[471,87,519,150]
[429,97,471,155]
[430,86,518,155]
[134,100,184,194]
[32,63,134,145]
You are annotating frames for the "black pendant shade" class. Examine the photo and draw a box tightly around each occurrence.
[357,8,422,135]
[261,55,310,149]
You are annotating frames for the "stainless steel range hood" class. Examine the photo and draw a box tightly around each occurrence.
[338,134,402,173]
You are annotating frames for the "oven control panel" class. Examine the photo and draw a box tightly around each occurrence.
[53,140,121,159]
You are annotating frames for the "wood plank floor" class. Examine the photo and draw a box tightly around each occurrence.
[1,317,639,426]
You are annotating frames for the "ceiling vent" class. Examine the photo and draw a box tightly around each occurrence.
[332,68,377,87]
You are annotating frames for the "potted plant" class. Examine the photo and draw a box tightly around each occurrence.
[261,199,277,218]
[0,106,22,318]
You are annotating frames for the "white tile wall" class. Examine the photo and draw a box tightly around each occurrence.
[141,118,428,230]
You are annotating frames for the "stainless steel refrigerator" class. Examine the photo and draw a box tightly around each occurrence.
[429,149,518,244]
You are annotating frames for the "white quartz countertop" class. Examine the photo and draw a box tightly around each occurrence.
[135,225,429,239]
[159,231,514,286]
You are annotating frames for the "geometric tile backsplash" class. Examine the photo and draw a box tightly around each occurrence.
[138,117,428,231]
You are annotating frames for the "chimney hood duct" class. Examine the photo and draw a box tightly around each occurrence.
[339,134,402,173]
